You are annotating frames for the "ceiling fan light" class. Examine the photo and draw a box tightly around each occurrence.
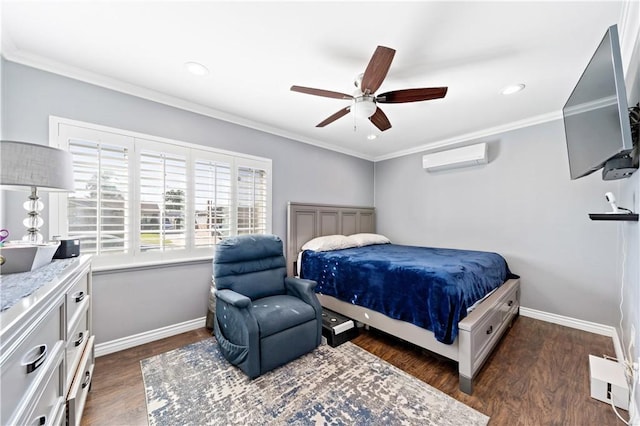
[353,97,377,119]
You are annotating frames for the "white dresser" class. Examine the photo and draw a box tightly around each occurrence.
[1,255,94,426]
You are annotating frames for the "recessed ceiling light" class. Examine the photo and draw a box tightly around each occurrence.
[367,134,377,141]
[184,61,209,76]
[501,84,526,95]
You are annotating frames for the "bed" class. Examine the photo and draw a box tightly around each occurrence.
[287,202,520,394]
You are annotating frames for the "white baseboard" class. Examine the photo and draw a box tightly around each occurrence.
[520,307,617,336]
[95,308,620,358]
[95,316,207,357]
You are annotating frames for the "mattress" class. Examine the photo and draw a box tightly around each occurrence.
[301,243,517,344]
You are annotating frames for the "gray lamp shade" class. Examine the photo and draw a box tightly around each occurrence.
[0,140,74,191]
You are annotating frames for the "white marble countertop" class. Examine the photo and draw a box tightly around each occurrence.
[1,258,77,312]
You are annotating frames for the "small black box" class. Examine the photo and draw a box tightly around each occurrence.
[53,239,80,259]
[321,308,358,347]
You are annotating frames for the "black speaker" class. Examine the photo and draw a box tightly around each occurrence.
[53,239,80,259]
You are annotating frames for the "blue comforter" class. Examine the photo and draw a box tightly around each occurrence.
[301,244,517,344]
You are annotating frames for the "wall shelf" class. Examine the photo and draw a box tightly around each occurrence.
[589,213,639,221]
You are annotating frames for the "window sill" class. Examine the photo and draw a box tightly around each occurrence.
[92,256,213,275]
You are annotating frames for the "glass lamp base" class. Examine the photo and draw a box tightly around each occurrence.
[22,187,45,244]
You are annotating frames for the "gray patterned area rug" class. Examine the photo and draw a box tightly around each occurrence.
[141,337,488,426]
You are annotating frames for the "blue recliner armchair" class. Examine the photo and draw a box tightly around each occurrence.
[213,234,322,378]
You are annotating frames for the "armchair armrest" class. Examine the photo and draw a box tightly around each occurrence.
[214,289,260,377]
[285,277,319,307]
[285,276,322,346]
[216,289,251,309]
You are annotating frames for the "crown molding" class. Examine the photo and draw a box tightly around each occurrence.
[372,110,562,162]
[1,46,374,161]
[2,44,567,164]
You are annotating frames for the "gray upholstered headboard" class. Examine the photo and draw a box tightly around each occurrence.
[286,202,376,276]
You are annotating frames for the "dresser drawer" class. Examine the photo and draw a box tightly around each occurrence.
[21,353,66,426]
[1,300,64,425]
[66,274,90,335]
[67,335,95,426]
[65,309,89,388]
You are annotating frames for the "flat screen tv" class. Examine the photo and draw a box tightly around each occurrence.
[563,24,635,180]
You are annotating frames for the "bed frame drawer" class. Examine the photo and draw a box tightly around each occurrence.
[458,279,520,393]
[469,308,503,368]
[499,283,520,323]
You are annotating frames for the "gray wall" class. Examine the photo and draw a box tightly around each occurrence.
[1,60,374,343]
[376,25,640,339]
[374,121,621,326]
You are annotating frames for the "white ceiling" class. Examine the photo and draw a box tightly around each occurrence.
[1,1,637,161]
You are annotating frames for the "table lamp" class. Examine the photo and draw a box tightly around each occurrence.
[0,140,74,243]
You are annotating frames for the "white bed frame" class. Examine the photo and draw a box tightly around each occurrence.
[287,202,520,394]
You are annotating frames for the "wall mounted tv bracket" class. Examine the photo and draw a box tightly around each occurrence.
[602,104,640,180]
[630,103,639,167]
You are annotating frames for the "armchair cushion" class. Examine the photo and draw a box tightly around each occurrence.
[250,295,316,338]
[214,234,287,300]
[215,234,284,263]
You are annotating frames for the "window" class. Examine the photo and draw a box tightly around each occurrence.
[138,145,187,252]
[237,166,268,235]
[194,159,232,246]
[50,117,272,268]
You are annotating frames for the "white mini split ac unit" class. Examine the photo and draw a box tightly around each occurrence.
[422,143,488,172]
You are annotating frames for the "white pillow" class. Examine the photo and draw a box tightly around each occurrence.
[348,233,391,247]
[301,235,357,252]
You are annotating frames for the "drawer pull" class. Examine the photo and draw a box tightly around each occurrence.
[24,344,47,374]
[508,300,513,307]
[82,370,92,389]
[486,325,493,335]
[74,332,85,347]
[73,291,85,303]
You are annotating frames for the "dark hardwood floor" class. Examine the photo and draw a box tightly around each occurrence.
[81,316,623,425]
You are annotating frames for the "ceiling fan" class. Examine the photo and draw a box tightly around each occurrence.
[291,45,448,132]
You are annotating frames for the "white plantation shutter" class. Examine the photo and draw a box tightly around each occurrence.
[194,159,232,247]
[52,118,271,268]
[67,138,130,255]
[237,166,268,235]
[139,149,187,252]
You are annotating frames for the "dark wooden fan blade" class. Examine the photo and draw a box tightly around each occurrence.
[316,107,351,127]
[376,87,448,103]
[291,85,353,100]
[361,46,396,95]
[369,107,392,131]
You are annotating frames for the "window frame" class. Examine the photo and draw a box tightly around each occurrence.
[49,116,272,270]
